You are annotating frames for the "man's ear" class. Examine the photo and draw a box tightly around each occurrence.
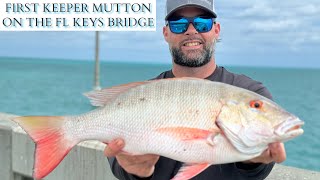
[214,22,221,38]
[163,26,169,43]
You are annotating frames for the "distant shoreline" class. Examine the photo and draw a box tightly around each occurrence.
[1,56,320,70]
[0,56,170,66]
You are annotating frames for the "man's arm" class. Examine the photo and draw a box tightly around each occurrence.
[108,157,141,180]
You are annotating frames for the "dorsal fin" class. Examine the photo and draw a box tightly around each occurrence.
[83,81,151,107]
[84,77,204,107]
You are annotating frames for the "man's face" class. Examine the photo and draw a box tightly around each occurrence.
[163,7,220,67]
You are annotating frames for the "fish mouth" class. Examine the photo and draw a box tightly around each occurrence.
[274,118,304,137]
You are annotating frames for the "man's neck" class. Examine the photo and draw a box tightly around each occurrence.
[172,59,217,79]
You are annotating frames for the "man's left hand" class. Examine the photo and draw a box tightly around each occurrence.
[245,142,286,164]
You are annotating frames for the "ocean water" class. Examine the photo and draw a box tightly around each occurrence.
[0,57,319,171]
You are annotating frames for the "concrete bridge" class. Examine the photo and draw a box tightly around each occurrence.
[1,113,319,180]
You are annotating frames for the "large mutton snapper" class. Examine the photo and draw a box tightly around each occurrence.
[11,77,304,180]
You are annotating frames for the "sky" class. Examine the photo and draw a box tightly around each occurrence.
[0,0,319,68]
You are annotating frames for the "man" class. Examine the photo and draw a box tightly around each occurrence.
[105,0,286,179]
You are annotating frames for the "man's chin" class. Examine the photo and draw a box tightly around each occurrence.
[184,55,203,62]
[182,51,203,59]
[174,59,209,68]
[182,48,202,54]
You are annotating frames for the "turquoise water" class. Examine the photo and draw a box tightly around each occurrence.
[0,57,319,171]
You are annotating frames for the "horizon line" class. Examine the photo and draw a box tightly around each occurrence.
[1,55,319,70]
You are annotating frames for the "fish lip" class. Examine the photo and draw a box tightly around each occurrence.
[274,117,304,136]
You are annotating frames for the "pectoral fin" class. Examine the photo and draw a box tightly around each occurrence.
[171,163,210,180]
[156,127,220,146]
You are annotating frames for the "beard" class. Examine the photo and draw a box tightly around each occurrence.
[170,38,216,67]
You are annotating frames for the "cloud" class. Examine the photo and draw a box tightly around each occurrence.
[248,19,301,32]
[217,0,320,55]
[296,4,320,15]
[237,2,275,18]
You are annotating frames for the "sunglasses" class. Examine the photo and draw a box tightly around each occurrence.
[167,16,215,34]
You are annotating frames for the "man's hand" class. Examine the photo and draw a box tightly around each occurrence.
[104,139,160,178]
[246,142,286,164]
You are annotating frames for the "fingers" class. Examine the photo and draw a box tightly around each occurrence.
[269,142,286,163]
[259,149,273,164]
[104,139,125,157]
[103,138,159,177]
[245,142,286,164]
[246,149,272,164]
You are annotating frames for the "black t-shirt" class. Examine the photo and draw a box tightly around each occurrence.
[153,66,272,100]
[109,66,274,180]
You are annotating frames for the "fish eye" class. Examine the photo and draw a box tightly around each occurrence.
[250,100,263,109]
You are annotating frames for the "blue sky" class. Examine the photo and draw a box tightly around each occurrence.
[0,0,319,68]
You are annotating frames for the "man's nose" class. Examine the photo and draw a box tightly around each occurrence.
[184,23,198,35]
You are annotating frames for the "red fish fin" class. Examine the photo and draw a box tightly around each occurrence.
[12,116,77,179]
[156,127,220,142]
[171,163,210,180]
[83,81,152,106]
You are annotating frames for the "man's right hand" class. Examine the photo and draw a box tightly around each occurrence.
[104,139,160,178]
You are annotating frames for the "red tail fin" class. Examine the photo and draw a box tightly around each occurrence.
[13,116,78,179]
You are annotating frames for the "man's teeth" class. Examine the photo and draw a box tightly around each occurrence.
[184,42,200,47]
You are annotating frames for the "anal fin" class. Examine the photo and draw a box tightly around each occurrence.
[171,163,210,180]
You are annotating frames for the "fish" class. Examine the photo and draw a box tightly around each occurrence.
[11,77,304,180]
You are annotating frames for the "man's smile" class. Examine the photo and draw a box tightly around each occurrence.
[182,40,203,50]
